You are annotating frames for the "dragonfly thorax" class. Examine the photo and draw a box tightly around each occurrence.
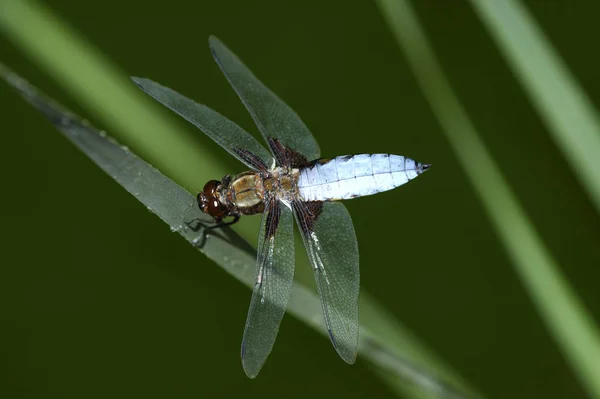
[265,167,301,202]
[196,167,301,221]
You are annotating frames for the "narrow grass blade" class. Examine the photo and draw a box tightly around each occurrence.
[0,61,254,260]
[376,1,600,397]
[468,0,600,217]
[1,64,479,399]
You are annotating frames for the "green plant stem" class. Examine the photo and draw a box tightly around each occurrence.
[469,0,600,218]
[376,1,600,398]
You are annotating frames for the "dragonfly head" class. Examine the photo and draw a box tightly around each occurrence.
[197,180,228,220]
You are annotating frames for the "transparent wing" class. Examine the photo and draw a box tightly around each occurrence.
[132,77,274,171]
[241,199,295,378]
[209,36,321,165]
[293,201,359,363]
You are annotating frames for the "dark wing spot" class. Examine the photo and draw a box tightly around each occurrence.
[267,138,287,166]
[288,148,310,168]
[264,199,281,239]
[233,148,269,171]
[267,138,309,168]
[293,201,323,233]
[305,201,323,219]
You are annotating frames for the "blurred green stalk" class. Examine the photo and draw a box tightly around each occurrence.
[469,0,600,218]
[376,1,600,398]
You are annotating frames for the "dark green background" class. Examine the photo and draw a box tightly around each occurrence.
[1,1,599,398]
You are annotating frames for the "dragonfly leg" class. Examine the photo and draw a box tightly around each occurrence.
[213,214,241,228]
[184,218,204,232]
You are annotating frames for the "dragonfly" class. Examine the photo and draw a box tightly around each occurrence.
[132,36,429,378]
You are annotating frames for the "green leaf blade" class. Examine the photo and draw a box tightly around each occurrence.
[469,0,600,216]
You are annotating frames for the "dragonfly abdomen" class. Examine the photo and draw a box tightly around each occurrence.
[298,154,429,201]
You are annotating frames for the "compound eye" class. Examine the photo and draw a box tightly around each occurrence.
[197,181,226,219]
[206,198,225,218]
[203,180,220,196]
